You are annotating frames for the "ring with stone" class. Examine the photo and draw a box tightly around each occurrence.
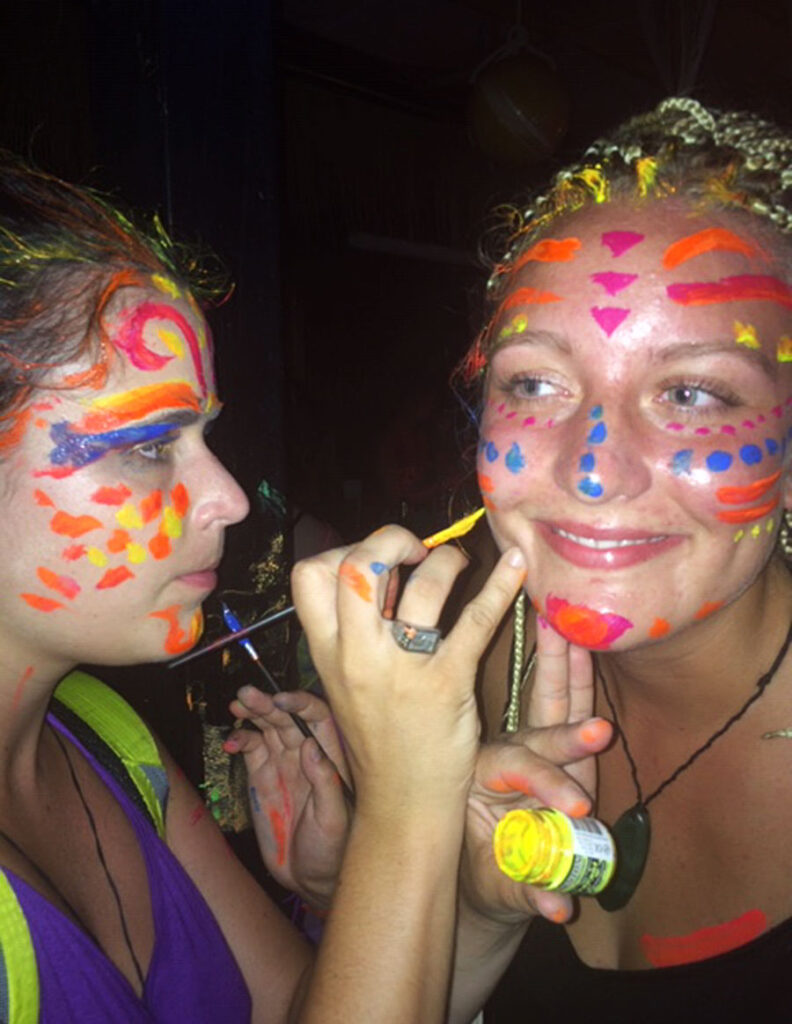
[390,619,442,654]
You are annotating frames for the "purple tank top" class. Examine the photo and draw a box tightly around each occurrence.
[2,716,251,1022]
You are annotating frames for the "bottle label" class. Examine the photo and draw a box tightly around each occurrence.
[558,817,615,894]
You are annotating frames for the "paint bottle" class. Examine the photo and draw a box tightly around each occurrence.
[493,808,616,895]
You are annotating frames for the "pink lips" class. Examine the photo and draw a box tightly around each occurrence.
[538,520,685,570]
[176,569,218,590]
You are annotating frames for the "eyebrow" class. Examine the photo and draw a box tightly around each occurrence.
[490,329,573,359]
[651,339,776,377]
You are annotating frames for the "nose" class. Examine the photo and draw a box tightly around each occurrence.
[553,403,651,504]
[190,452,250,529]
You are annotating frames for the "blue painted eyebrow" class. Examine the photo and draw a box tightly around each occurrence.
[48,420,178,470]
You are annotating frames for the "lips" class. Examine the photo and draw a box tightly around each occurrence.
[175,560,220,590]
[538,520,685,569]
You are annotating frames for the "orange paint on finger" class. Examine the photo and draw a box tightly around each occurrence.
[641,909,766,967]
[268,807,288,866]
[716,471,781,505]
[485,772,536,795]
[716,495,780,523]
[339,563,373,602]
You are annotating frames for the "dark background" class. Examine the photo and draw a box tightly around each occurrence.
[2,0,791,869]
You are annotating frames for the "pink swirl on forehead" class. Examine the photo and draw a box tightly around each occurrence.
[113,301,208,396]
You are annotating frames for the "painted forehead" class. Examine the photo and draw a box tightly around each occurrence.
[492,213,792,360]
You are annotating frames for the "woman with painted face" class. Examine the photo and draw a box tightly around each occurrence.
[0,154,525,1023]
[248,98,792,1020]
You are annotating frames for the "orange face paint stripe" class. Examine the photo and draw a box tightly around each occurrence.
[91,484,132,506]
[716,494,780,523]
[77,382,202,433]
[641,909,766,967]
[20,593,65,612]
[140,490,163,523]
[36,567,81,599]
[171,483,189,517]
[148,605,202,654]
[96,566,135,589]
[694,600,724,620]
[512,237,581,271]
[667,275,792,309]
[50,511,103,538]
[716,470,781,505]
[662,228,760,270]
[502,287,563,311]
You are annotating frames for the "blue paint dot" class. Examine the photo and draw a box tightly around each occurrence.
[505,442,526,474]
[671,449,693,476]
[485,441,499,462]
[706,450,733,472]
[370,561,387,575]
[766,438,780,456]
[579,452,595,472]
[739,444,763,466]
[578,476,603,498]
[590,404,603,419]
[587,421,607,445]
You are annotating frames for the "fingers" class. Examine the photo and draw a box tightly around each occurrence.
[300,739,350,835]
[528,619,595,729]
[395,544,469,628]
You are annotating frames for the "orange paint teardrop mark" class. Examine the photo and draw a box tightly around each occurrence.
[34,489,55,507]
[170,482,189,517]
[96,566,135,589]
[61,545,86,561]
[36,567,81,599]
[20,593,65,612]
[649,618,671,639]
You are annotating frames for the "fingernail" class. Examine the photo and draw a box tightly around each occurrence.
[580,718,609,746]
[568,798,589,819]
[550,908,567,924]
[506,547,525,569]
[222,738,239,753]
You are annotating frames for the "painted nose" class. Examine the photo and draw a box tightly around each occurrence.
[192,453,250,529]
[554,405,651,503]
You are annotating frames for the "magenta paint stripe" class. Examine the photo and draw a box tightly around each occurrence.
[667,275,792,309]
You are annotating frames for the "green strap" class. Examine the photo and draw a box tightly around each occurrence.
[53,671,167,838]
[0,871,39,1024]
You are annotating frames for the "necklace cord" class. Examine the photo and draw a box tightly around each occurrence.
[595,616,792,810]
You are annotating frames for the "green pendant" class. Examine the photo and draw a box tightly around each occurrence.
[596,803,651,912]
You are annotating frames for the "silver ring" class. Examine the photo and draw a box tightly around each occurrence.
[391,619,442,654]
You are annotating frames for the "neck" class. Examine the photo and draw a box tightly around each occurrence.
[597,558,792,731]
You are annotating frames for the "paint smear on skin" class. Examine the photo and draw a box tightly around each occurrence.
[277,770,293,823]
[478,473,495,494]
[45,420,176,475]
[590,307,630,336]
[189,804,206,826]
[126,542,147,564]
[161,506,183,539]
[716,495,780,523]
[157,326,185,359]
[140,490,163,523]
[80,382,201,432]
[502,287,562,310]
[87,547,107,566]
[11,666,33,711]
[62,545,86,561]
[20,593,65,612]
[339,563,373,602]
[649,618,671,639]
[34,490,55,507]
[641,909,766,967]
[370,562,388,575]
[590,271,638,296]
[117,504,143,530]
[49,511,103,538]
[96,566,135,589]
[662,228,760,270]
[505,442,526,474]
[171,483,189,517]
[107,529,131,553]
[148,605,203,654]
[249,785,261,814]
[777,336,792,363]
[149,531,171,560]
[545,595,633,649]
[113,301,208,396]
[37,567,81,599]
[151,274,181,299]
[716,471,781,505]
[91,484,132,506]
[268,807,287,867]
[667,275,792,309]
[733,322,760,350]
[512,237,581,271]
[695,601,723,620]
[485,772,536,795]
[601,231,644,257]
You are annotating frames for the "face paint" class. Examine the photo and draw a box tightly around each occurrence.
[148,605,204,654]
[590,306,630,336]
[668,275,792,309]
[502,287,562,310]
[479,202,792,651]
[641,909,766,967]
[12,666,33,711]
[112,301,210,395]
[339,563,373,602]
[42,421,176,477]
[512,237,581,272]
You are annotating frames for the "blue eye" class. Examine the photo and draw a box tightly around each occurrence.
[660,381,738,410]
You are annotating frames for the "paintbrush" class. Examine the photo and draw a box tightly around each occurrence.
[168,507,486,669]
[221,602,355,804]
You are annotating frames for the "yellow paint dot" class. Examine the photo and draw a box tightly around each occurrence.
[116,504,143,530]
[734,321,760,350]
[161,506,183,539]
[126,542,147,564]
[157,326,185,358]
[151,274,181,299]
[86,546,108,566]
[733,529,745,543]
[513,314,528,334]
[751,524,761,538]
[778,335,792,363]
[767,518,775,532]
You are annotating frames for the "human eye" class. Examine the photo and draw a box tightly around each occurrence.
[122,433,178,467]
[657,379,740,413]
[494,371,566,402]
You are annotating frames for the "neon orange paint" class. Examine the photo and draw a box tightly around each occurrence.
[149,531,171,560]
[641,909,766,967]
[694,601,723,620]
[503,287,562,310]
[36,567,80,599]
[0,408,32,454]
[78,382,201,432]
[267,807,287,866]
[478,473,495,493]
[20,593,64,612]
[662,228,759,270]
[34,490,54,507]
[50,511,103,538]
[107,529,131,553]
[11,666,33,711]
[716,495,780,523]
[512,237,581,271]
[482,495,498,511]
[171,482,189,517]
[339,563,373,602]
[91,484,132,506]
[148,605,202,654]
[140,490,163,523]
[61,545,85,561]
[649,618,671,639]
[668,275,792,309]
[96,566,134,589]
[716,471,781,505]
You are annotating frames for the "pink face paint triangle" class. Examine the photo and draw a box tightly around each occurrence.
[590,306,630,336]
[590,271,638,296]
[601,231,644,257]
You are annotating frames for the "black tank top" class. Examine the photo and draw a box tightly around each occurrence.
[485,915,792,1021]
